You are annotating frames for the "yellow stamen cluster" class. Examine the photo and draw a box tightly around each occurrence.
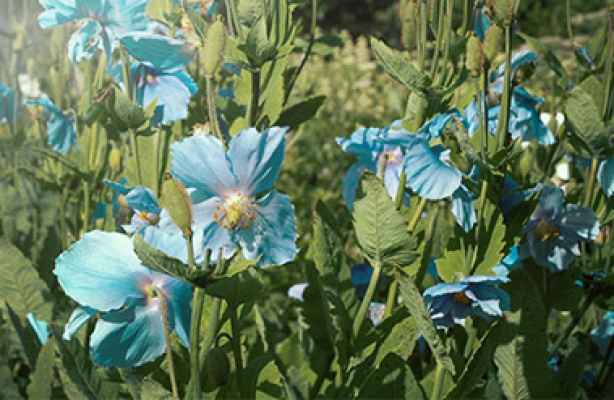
[534,220,560,242]
[213,193,258,231]
[139,211,160,226]
[453,291,472,306]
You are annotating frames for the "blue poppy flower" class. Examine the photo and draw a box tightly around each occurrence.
[55,230,192,367]
[590,312,614,363]
[597,158,614,197]
[120,32,196,71]
[24,94,77,154]
[336,125,411,210]
[0,82,16,124]
[423,275,510,329]
[27,313,50,345]
[38,0,149,63]
[521,186,599,272]
[170,127,298,267]
[104,180,161,233]
[490,49,539,93]
[112,62,197,125]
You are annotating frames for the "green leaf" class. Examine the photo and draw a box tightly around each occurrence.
[557,333,588,398]
[52,326,123,399]
[133,234,213,287]
[259,57,286,126]
[238,18,277,66]
[4,302,41,367]
[549,268,583,312]
[109,87,148,131]
[518,34,569,85]
[396,269,455,375]
[473,199,506,276]
[277,96,326,131]
[374,309,419,366]
[370,37,431,95]
[445,320,503,398]
[0,365,22,400]
[26,337,56,400]
[353,173,417,267]
[204,268,262,307]
[494,269,559,399]
[358,353,425,399]
[435,248,466,283]
[565,85,609,156]
[185,7,208,40]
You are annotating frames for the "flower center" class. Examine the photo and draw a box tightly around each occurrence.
[146,74,157,84]
[453,291,472,306]
[139,211,160,226]
[534,220,560,242]
[213,193,258,231]
[144,284,157,299]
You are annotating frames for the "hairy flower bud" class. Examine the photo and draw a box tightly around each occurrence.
[108,147,122,174]
[483,25,502,63]
[466,34,483,76]
[202,19,227,77]
[205,346,230,387]
[162,173,193,237]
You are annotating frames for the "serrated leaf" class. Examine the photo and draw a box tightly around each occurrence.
[133,234,213,287]
[565,86,609,156]
[204,268,262,307]
[396,269,455,375]
[473,199,506,276]
[259,57,286,126]
[353,173,417,267]
[277,96,326,130]
[27,337,56,400]
[357,353,425,399]
[52,326,123,399]
[445,320,503,398]
[518,34,568,85]
[374,309,419,366]
[370,37,431,95]
[435,248,466,283]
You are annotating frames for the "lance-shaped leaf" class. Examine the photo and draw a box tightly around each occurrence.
[27,337,56,400]
[396,269,455,375]
[565,85,609,156]
[353,173,417,267]
[133,234,213,287]
[277,96,326,131]
[370,37,431,96]
[357,353,425,399]
[204,268,262,307]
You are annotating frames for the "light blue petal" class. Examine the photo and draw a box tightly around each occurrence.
[336,127,382,163]
[27,313,50,345]
[473,10,491,41]
[591,312,614,363]
[54,231,147,311]
[67,20,102,63]
[598,159,614,197]
[490,50,538,93]
[423,282,467,301]
[47,110,78,153]
[342,163,369,211]
[38,0,85,29]
[464,275,510,285]
[192,197,237,262]
[104,179,131,195]
[155,274,192,348]
[63,306,97,340]
[492,245,523,277]
[417,109,462,139]
[227,126,288,195]
[288,283,308,301]
[235,190,298,267]
[537,186,564,218]
[90,303,166,367]
[120,32,196,71]
[382,154,406,202]
[142,72,196,124]
[403,139,462,200]
[171,135,237,197]
[124,185,161,213]
[0,82,16,124]
[141,226,189,263]
[451,185,477,232]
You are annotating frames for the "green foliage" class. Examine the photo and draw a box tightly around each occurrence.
[357,353,425,399]
[26,337,56,400]
[565,84,609,156]
[205,268,263,307]
[557,333,589,398]
[353,173,417,267]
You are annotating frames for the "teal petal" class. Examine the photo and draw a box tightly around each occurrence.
[598,159,614,197]
[120,32,196,71]
[63,306,97,340]
[451,185,477,232]
[192,198,237,262]
[159,276,192,347]
[27,313,50,345]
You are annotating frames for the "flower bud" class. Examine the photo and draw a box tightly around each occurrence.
[489,0,514,23]
[202,19,227,77]
[161,173,193,237]
[205,346,230,387]
[483,25,502,63]
[466,34,483,76]
[108,147,122,174]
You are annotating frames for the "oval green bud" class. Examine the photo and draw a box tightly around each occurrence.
[202,19,227,77]
[205,346,230,387]
[466,34,483,76]
[483,25,502,63]
[108,147,122,174]
[490,0,513,23]
[162,173,193,237]
[400,1,417,51]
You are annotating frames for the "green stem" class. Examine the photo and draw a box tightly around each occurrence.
[246,69,261,127]
[230,307,245,399]
[82,181,90,235]
[566,0,574,46]
[436,0,453,86]
[395,170,408,210]
[119,43,133,101]
[205,76,224,145]
[415,202,440,289]
[463,318,476,358]
[460,0,470,36]
[550,293,594,357]
[407,197,428,232]
[227,0,243,39]
[494,24,513,150]
[602,7,613,120]
[469,180,489,276]
[130,129,143,185]
[224,0,237,37]
[431,361,447,400]
[59,187,68,250]
[353,260,382,337]
[158,291,179,399]
[584,156,599,208]
[429,0,446,78]
[418,1,428,71]
[474,76,487,157]
[188,241,207,400]
[384,280,398,319]
[385,170,408,318]
[286,0,317,103]
[153,128,161,197]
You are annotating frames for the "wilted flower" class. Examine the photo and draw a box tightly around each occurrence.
[24,94,77,154]
[521,186,599,272]
[55,231,192,367]
[170,127,298,267]
[38,0,149,63]
[423,276,510,329]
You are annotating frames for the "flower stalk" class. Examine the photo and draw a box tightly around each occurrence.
[157,290,179,399]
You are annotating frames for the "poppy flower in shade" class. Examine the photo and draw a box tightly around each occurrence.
[336,125,411,210]
[112,62,197,125]
[104,180,161,234]
[590,312,614,363]
[55,231,192,367]
[24,94,77,154]
[521,186,600,272]
[0,82,16,124]
[37,0,149,63]
[423,276,510,329]
[170,127,298,267]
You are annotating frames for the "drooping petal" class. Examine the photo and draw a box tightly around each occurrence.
[451,185,477,232]
[342,163,368,211]
[336,127,382,164]
[490,50,538,93]
[90,303,166,367]
[492,245,523,277]
[155,274,192,348]
[561,204,600,241]
[27,313,50,345]
[47,110,78,153]
[417,109,462,139]
[38,0,85,29]
[171,135,237,197]
[120,32,196,71]
[403,139,462,200]
[142,72,197,124]
[54,231,147,311]
[67,20,102,63]
[63,306,98,340]
[227,127,288,195]
[235,190,298,267]
[124,185,161,213]
[598,159,614,197]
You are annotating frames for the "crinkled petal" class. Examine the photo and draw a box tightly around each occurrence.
[90,303,165,367]
[227,127,288,195]
[47,111,78,153]
[120,32,196,71]
[171,135,237,197]
[38,0,85,29]
[235,190,298,267]
[537,186,565,218]
[403,139,462,200]
[142,72,196,124]
[423,282,468,302]
[67,20,102,63]
[464,275,510,285]
[451,185,477,232]
[598,159,614,198]
[561,204,600,241]
[336,127,382,163]
[54,231,147,311]
[63,306,98,340]
[192,197,237,262]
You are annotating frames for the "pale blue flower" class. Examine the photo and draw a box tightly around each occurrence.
[55,231,192,367]
[590,312,614,363]
[170,127,298,267]
[490,49,539,93]
[120,32,196,71]
[38,0,149,63]
[423,276,510,329]
[0,82,16,124]
[521,186,599,272]
[24,94,77,154]
[27,313,50,345]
